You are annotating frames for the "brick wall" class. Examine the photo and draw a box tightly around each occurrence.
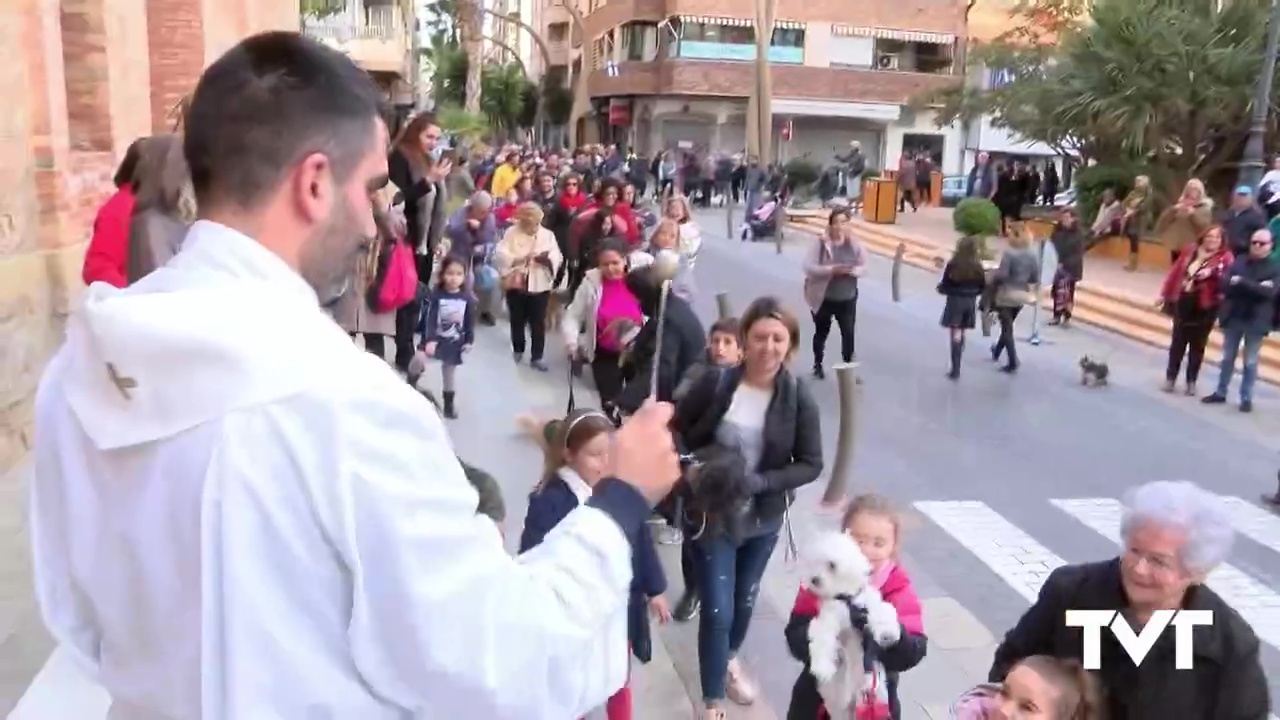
[0,0,301,481]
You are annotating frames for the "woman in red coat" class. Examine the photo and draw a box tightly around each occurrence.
[82,139,145,287]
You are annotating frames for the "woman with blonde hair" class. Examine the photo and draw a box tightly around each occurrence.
[495,202,563,371]
[1154,177,1213,266]
[988,223,1040,374]
[126,134,196,284]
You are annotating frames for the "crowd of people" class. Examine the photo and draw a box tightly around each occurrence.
[31,29,1277,720]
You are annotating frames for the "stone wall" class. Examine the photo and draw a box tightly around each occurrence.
[0,0,299,483]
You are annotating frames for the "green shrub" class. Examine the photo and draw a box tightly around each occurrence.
[953,198,1001,237]
[784,158,821,189]
[1073,165,1133,231]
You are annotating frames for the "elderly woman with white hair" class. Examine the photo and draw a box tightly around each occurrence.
[988,480,1269,720]
[495,202,562,371]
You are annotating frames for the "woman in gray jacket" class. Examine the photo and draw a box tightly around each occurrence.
[989,226,1040,373]
[126,134,195,284]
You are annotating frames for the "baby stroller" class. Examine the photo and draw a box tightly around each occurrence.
[740,197,785,243]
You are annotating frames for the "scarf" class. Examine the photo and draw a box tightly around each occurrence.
[558,191,587,214]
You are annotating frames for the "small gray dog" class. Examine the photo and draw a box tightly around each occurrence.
[1079,356,1110,387]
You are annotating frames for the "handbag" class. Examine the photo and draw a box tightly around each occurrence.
[371,237,419,313]
[473,262,498,293]
[501,264,529,291]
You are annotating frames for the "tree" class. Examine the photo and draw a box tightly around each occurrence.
[928,0,1276,200]
[482,62,531,137]
[300,0,346,18]
[541,76,574,127]
[747,0,779,162]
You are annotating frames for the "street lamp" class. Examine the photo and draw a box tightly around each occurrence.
[1238,0,1280,189]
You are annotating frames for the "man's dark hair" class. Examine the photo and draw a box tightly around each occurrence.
[183,31,386,210]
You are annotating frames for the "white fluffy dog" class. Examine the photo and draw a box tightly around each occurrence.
[804,531,902,714]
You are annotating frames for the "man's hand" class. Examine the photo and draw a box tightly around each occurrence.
[424,341,438,357]
[462,344,473,354]
[610,400,679,506]
[467,218,481,230]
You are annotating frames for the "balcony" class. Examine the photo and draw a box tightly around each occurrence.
[302,5,411,77]
[586,58,959,104]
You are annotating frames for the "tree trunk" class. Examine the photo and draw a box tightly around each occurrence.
[562,0,591,148]
[482,8,553,142]
[459,0,484,114]
[746,0,778,162]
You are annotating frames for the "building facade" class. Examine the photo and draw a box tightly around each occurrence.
[303,0,419,123]
[559,0,968,173]
[0,0,298,494]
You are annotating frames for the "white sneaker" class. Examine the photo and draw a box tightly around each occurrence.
[725,657,757,705]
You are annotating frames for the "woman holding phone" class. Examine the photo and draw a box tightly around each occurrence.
[802,208,866,379]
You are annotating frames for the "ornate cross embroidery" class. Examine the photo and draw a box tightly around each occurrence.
[106,363,137,400]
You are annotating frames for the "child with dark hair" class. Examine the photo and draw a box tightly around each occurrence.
[414,255,474,419]
[669,316,744,623]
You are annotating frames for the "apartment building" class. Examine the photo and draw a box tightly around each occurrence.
[303,0,418,113]
[553,0,967,173]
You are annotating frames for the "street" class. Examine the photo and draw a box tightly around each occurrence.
[7,206,1280,719]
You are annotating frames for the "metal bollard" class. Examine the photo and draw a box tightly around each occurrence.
[820,362,860,507]
[727,202,737,241]
[891,242,906,302]
[716,292,733,320]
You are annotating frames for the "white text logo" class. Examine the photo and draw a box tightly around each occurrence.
[1065,609,1213,670]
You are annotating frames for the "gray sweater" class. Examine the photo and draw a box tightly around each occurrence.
[992,246,1040,307]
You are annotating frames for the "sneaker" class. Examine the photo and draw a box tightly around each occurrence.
[725,657,757,705]
[512,352,523,364]
[673,592,701,622]
[1184,382,1196,397]
[1161,379,1176,393]
[813,364,825,380]
[1240,399,1254,413]
[702,707,727,720]
[1201,393,1227,404]
[530,359,549,372]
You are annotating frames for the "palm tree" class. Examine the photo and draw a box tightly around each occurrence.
[457,0,484,113]
[746,0,779,163]
[482,62,529,139]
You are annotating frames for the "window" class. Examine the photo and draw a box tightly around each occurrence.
[548,22,568,42]
[622,23,655,62]
[771,28,804,47]
[721,25,754,44]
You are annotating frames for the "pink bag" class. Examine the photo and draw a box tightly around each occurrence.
[374,238,418,313]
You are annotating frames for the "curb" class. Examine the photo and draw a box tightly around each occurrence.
[787,217,1280,386]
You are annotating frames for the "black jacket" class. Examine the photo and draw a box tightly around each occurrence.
[1221,206,1267,256]
[1050,223,1087,280]
[672,364,823,528]
[990,559,1271,720]
[1220,255,1280,335]
[614,273,706,414]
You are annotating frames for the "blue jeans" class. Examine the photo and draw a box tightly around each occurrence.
[694,530,780,702]
[1215,323,1266,403]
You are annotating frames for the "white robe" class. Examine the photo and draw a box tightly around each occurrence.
[31,220,632,719]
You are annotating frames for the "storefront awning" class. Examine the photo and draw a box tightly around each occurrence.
[672,15,806,30]
[832,25,955,44]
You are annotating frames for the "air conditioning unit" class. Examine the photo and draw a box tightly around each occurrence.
[877,53,899,70]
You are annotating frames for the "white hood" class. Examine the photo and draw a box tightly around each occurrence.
[61,221,343,450]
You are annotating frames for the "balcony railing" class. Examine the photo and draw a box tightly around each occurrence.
[302,5,405,43]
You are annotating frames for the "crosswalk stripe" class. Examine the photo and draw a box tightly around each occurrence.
[914,500,1067,603]
[1218,496,1280,556]
[1051,498,1280,653]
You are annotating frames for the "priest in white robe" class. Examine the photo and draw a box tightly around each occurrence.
[29,31,680,720]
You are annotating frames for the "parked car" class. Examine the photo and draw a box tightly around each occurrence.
[1053,187,1077,207]
[940,175,967,207]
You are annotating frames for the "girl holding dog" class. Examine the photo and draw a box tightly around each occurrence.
[672,297,823,720]
[784,494,928,720]
[519,409,671,720]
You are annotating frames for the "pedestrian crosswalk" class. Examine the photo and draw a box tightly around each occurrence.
[915,494,1280,697]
